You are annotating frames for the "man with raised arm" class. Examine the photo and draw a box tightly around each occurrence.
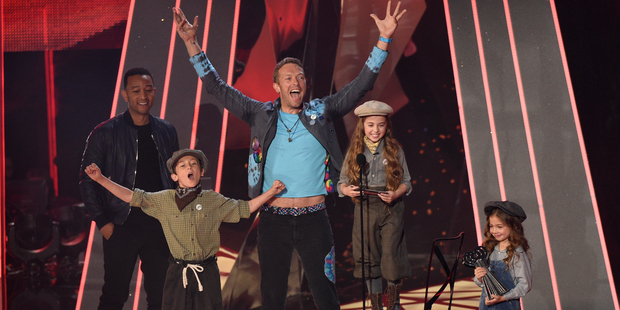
[173,2,406,309]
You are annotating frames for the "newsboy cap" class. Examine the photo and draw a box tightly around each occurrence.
[166,149,209,174]
[484,201,527,223]
[354,100,394,117]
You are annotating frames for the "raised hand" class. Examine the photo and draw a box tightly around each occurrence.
[370,1,407,39]
[173,7,199,45]
[271,180,286,195]
[85,163,104,182]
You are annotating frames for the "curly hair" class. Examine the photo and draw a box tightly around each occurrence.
[342,115,403,203]
[482,208,531,269]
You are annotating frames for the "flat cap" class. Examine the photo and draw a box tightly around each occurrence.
[484,201,527,223]
[166,149,209,174]
[354,100,393,117]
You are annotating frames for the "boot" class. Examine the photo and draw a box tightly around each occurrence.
[387,284,401,310]
[368,292,383,310]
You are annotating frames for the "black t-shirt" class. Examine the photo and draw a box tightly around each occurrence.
[133,122,164,192]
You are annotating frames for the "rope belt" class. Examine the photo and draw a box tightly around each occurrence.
[183,264,204,291]
[170,256,217,292]
[260,202,326,216]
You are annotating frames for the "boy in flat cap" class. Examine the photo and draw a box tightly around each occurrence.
[474,200,532,309]
[338,100,412,310]
[85,149,285,310]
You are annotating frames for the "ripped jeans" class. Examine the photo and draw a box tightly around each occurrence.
[258,208,340,310]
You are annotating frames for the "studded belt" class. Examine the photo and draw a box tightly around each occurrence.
[259,202,326,216]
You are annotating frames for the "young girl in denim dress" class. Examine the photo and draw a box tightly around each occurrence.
[475,201,532,310]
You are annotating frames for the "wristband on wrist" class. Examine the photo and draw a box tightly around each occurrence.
[379,36,392,43]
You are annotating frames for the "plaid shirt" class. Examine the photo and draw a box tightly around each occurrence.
[130,189,250,261]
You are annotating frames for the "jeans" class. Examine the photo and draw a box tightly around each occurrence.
[258,209,340,310]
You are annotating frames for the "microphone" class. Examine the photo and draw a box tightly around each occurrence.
[356,153,366,167]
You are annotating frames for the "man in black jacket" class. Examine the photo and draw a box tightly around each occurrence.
[79,68,179,310]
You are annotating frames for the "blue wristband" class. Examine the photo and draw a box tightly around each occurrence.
[379,36,392,43]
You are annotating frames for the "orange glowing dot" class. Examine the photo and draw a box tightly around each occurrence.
[427,209,432,215]
[412,210,417,215]
[427,200,432,204]
[439,159,444,164]
[439,134,446,139]
[442,169,447,173]
[450,179,455,183]
[430,191,435,196]
[436,148,440,152]
[425,179,430,183]
[419,150,424,154]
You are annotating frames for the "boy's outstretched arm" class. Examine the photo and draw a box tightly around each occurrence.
[84,163,134,203]
[248,180,286,213]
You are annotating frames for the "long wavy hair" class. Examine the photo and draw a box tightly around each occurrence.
[482,208,531,269]
[343,115,403,202]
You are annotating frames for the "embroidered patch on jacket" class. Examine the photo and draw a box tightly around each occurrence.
[324,154,333,193]
[365,47,388,73]
[247,154,260,187]
[252,137,262,163]
[305,99,325,117]
[324,246,336,283]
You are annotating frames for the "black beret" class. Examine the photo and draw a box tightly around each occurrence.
[484,201,527,223]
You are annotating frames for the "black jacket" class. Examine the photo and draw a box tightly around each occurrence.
[79,111,179,229]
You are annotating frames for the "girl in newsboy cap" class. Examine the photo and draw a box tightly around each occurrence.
[338,100,412,310]
[475,201,532,309]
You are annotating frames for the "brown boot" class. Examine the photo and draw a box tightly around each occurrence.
[368,292,384,310]
[387,284,401,310]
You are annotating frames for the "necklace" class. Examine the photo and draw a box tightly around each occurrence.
[279,112,301,142]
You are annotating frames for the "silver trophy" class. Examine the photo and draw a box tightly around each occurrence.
[462,246,509,297]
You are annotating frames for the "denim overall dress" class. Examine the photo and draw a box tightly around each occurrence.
[479,260,521,310]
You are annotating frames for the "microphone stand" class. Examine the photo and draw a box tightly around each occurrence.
[357,154,367,310]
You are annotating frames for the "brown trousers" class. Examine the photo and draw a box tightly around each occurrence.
[352,194,411,281]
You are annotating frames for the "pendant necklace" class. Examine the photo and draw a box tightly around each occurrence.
[279,112,301,142]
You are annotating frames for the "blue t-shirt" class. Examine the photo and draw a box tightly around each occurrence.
[262,111,327,198]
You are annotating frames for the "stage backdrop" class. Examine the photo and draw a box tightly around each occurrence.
[443,0,618,309]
